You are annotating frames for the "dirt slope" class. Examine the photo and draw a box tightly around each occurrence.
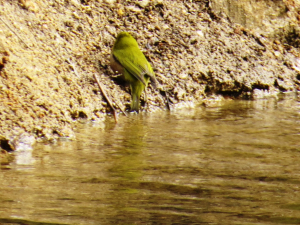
[0,0,299,150]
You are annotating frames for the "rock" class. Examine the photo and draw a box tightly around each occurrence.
[136,0,150,8]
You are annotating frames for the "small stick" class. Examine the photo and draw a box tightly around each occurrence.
[112,97,127,117]
[94,60,127,117]
[94,73,118,123]
[0,17,30,48]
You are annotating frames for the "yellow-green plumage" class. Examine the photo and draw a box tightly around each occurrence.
[110,32,157,112]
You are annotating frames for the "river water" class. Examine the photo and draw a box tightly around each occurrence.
[1,95,300,225]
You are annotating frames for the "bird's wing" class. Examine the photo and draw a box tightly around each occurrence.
[113,47,150,86]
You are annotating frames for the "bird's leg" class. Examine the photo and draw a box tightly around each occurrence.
[159,89,171,110]
[144,88,148,110]
[164,90,171,110]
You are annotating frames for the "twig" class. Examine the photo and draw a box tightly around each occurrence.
[94,59,127,117]
[94,73,118,123]
[0,17,30,48]
[111,95,128,117]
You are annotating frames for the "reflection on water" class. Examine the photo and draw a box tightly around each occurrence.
[1,95,300,224]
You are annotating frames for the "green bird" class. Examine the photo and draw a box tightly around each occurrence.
[110,32,157,112]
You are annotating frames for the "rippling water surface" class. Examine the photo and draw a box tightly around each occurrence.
[1,96,300,225]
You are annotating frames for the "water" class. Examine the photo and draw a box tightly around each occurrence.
[1,95,300,225]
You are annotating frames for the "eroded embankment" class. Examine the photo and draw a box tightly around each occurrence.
[0,0,299,150]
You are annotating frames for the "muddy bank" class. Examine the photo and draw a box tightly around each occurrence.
[0,0,299,150]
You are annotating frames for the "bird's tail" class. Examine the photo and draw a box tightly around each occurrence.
[131,93,140,112]
[130,81,144,112]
